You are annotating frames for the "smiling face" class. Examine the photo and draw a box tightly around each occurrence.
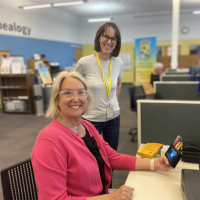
[58,77,87,121]
[99,26,117,57]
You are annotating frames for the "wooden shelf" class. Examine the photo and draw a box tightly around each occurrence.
[0,74,33,77]
[28,59,51,75]
[4,110,31,114]
[0,87,27,89]
[0,50,10,108]
[0,74,35,114]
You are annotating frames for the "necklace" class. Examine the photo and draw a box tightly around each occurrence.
[58,116,81,134]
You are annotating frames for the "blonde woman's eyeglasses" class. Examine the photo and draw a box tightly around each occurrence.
[59,89,88,100]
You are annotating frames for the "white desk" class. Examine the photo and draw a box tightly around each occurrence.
[125,145,199,200]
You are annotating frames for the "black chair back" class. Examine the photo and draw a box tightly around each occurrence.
[128,86,136,111]
[128,85,145,112]
[1,158,38,200]
[133,93,163,112]
[135,85,145,95]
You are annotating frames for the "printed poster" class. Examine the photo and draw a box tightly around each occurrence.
[38,68,53,84]
[135,37,156,94]
[0,57,12,74]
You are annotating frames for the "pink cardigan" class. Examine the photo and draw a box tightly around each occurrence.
[31,119,136,200]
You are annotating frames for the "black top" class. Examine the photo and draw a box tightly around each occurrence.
[150,74,159,85]
[81,127,106,194]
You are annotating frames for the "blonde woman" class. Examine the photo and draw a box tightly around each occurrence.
[31,71,172,199]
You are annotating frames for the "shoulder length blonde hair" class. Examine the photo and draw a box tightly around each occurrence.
[45,71,91,119]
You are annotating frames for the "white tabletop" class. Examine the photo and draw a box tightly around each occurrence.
[125,145,199,200]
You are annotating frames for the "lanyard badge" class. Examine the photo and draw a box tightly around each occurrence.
[107,107,114,118]
[96,53,114,118]
[96,53,112,98]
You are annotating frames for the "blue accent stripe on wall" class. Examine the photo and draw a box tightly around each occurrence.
[0,34,82,69]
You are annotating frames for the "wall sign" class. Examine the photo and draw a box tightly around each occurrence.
[0,22,31,36]
[135,37,157,93]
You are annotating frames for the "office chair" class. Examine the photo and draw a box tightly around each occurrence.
[128,85,145,141]
[133,93,162,112]
[1,158,116,198]
[1,158,38,200]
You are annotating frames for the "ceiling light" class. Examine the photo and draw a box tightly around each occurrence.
[53,1,84,7]
[87,18,111,23]
[133,10,192,18]
[22,4,52,9]
[193,10,200,14]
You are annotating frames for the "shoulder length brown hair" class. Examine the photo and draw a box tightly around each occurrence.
[94,22,121,57]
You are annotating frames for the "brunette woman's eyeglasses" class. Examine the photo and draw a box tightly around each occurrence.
[101,33,117,44]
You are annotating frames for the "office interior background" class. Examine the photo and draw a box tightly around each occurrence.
[1,0,200,83]
[1,0,200,199]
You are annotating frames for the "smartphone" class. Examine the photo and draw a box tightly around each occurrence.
[165,145,182,168]
[166,145,178,162]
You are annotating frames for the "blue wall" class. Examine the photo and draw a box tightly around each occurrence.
[0,34,82,69]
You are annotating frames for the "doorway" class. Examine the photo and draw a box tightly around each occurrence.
[75,49,82,63]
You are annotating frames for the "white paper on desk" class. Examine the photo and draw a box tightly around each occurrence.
[161,145,169,156]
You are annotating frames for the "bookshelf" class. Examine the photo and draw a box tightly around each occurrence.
[0,50,10,109]
[0,74,35,114]
[28,59,51,74]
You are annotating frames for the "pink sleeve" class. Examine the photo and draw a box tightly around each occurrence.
[98,133,137,171]
[31,139,87,200]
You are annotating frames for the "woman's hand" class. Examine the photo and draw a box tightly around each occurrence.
[88,186,134,200]
[154,156,173,171]
[108,185,134,200]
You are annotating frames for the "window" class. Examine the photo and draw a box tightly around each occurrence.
[157,47,162,56]
[190,45,200,55]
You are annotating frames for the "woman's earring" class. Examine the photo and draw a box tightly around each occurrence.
[58,106,61,111]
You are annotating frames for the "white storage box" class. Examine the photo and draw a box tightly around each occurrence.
[3,100,28,112]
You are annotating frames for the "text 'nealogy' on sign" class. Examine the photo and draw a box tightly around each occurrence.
[0,22,31,36]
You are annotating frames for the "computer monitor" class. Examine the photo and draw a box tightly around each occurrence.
[160,75,197,81]
[154,81,200,100]
[137,100,200,147]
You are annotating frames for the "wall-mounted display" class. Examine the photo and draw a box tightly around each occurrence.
[118,53,131,70]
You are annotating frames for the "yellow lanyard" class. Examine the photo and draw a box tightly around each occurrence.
[96,53,112,98]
